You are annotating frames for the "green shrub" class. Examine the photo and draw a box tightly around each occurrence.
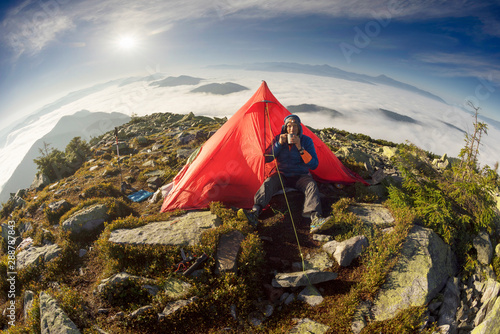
[389,142,497,270]
[44,202,73,225]
[238,232,266,290]
[81,182,123,199]
[52,285,93,329]
[493,256,500,279]
[99,277,152,309]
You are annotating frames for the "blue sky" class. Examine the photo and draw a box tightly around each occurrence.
[1,0,499,125]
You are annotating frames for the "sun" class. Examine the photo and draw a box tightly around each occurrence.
[117,35,137,50]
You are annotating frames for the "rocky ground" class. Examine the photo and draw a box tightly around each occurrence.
[1,112,499,333]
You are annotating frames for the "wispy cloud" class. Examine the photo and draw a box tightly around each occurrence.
[415,52,500,86]
[2,0,498,60]
[2,0,74,58]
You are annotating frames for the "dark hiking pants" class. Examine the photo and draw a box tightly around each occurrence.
[253,173,321,217]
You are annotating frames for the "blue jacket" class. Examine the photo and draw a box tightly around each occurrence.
[265,117,319,177]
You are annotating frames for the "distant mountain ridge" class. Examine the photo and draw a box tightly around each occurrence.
[150,75,204,87]
[191,82,249,95]
[215,62,447,104]
[287,104,343,117]
[0,110,130,204]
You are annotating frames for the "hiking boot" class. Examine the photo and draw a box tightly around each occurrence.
[310,215,331,234]
[237,209,259,228]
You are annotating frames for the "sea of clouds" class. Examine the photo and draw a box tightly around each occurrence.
[1,68,499,195]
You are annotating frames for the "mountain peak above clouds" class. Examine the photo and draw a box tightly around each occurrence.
[238,62,447,104]
[191,82,249,95]
[150,75,204,87]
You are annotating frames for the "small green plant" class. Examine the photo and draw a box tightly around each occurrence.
[99,277,152,309]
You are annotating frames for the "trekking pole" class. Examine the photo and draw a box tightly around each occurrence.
[114,127,123,186]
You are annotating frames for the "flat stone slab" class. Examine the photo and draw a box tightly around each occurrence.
[17,244,62,270]
[348,203,395,225]
[215,230,245,274]
[108,211,222,246]
[289,318,330,334]
[272,270,337,288]
[40,292,80,334]
[298,285,324,306]
[292,252,334,272]
[164,277,192,299]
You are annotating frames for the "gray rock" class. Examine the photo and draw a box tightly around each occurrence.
[336,147,378,171]
[473,231,493,265]
[15,189,27,198]
[330,235,369,267]
[352,301,371,334]
[129,305,153,319]
[96,272,156,295]
[142,160,156,167]
[40,291,80,334]
[371,225,457,321]
[160,296,198,317]
[471,295,500,334]
[108,211,222,247]
[437,277,460,332]
[143,170,166,178]
[147,176,163,190]
[347,203,395,225]
[61,204,109,235]
[177,133,196,145]
[163,277,192,299]
[31,173,51,190]
[474,279,500,326]
[215,230,245,274]
[23,290,34,321]
[248,311,266,327]
[288,318,330,334]
[272,270,337,288]
[292,252,334,271]
[297,285,324,306]
[79,249,87,257]
[177,148,195,159]
[17,244,62,270]
[381,146,399,160]
[371,168,386,185]
[48,200,71,212]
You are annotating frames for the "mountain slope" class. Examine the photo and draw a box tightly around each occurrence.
[0,110,130,204]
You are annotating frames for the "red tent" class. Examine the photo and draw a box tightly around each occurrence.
[161,81,367,212]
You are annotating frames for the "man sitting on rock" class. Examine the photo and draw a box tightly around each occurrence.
[238,114,331,233]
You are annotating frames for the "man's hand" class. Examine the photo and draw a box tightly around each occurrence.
[291,135,301,149]
[279,134,288,145]
[280,134,302,149]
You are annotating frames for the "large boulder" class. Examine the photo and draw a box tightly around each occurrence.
[215,230,245,275]
[61,204,109,235]
[108,211,221,247]
[31,173,51,190]
[473,231,493,265]
[96,272,156,294]
[17,244,62,270]
[336,147,379,171]
[323,235,369,267]
[289,318,330,334]
[472,294,500,334]
[347,203,395,226]
[39,291,80,334]
[272,270,337,288]
[371,225,457,321]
